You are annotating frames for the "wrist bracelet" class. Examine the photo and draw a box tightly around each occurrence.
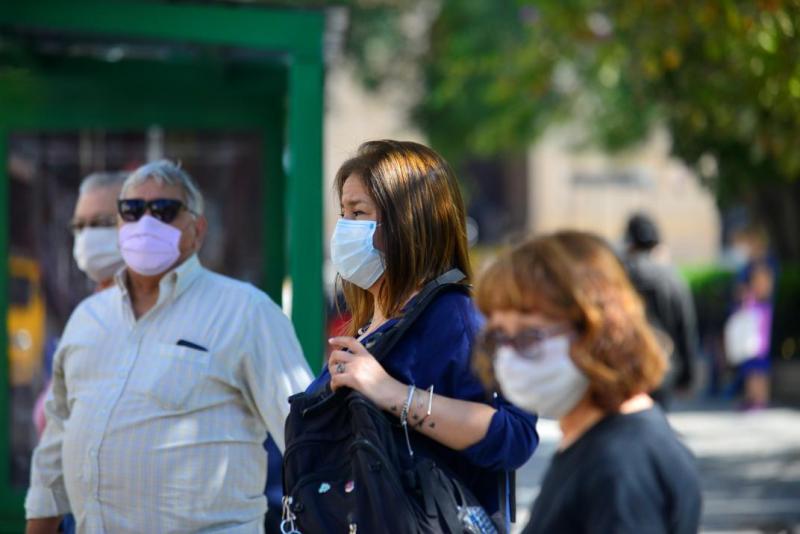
[416,385,434,428]
[400,384,416,457]
[426,385,434,417]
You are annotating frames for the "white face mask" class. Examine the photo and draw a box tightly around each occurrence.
[72,227,125,283]
[118,215,182,276]
[493,335,589,420]
[330,219,385,290]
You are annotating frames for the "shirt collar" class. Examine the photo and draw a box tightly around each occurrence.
[115,254,203,302]
[161,253,203,299]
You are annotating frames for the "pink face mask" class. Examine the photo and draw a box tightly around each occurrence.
[118,215,182,276]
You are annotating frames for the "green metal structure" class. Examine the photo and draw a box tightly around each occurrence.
[0,1,325,528]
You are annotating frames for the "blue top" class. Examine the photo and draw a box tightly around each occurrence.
[307,290,539,513]
[263,435,283,509]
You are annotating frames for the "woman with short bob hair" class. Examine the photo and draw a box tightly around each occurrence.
[308,140,539,520]
[474,231,701,534]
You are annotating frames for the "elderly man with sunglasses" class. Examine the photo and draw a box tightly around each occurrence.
[25,160,313,534]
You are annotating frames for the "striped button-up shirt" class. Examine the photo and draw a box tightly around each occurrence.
[25,255,313,533]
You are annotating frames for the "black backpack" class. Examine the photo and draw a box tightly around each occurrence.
[282,270,503,534]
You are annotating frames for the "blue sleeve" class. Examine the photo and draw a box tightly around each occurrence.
[398,292,539,471]
[461,396,539,471]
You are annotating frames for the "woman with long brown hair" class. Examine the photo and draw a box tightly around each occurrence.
[308,140,539,521]
[474,231,701,534]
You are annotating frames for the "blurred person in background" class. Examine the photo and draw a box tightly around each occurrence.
[33,171,127,534]
[69,172,129,289]
[623,212,699,409]
[726,226,777,410]
[25,160,313,534]
[34,171,127,435]
[474,231,701,534]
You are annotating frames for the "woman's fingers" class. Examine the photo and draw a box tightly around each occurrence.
[328,350,355,365]
[327,336,393,400]
[328,336,368,356]
[328,350,354,378]
[329,371,354,392]
[329,352,358,391]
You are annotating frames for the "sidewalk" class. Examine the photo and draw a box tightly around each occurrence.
[512,402,800,533]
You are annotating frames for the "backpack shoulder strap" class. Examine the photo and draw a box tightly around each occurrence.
[301,270,468,412]
[367,268,468,361]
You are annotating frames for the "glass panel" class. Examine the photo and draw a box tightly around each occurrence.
[7,130,263,488]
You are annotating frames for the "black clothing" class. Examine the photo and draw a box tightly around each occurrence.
[625,253,699,394]
[522,408,701,534]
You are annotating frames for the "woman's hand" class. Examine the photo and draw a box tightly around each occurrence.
[327,336,406,410]
[328,336,499,451]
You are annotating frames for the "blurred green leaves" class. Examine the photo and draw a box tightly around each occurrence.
[264,1,800,168]
[334,0,800,178]
[280,0,800,255]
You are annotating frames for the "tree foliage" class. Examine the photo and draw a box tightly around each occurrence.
[421,2,800,172]
[340,0,800,258]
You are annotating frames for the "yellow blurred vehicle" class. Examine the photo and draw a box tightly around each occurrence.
[8,255,45,386]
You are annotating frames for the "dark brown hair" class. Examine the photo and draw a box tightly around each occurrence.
[335,140,472,336]
[474,231,667,412]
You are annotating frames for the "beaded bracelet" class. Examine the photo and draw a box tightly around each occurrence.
[400,384,416,457]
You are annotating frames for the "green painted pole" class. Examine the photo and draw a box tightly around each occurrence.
[286,57,324,373]
[0,130,25,524]
[262,124,286,306]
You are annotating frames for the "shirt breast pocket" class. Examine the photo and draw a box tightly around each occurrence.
[144,343,212,411]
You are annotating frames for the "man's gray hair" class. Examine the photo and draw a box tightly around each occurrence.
[79,171,129,196]
[121,159,205,215]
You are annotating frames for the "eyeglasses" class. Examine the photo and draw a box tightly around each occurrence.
[69,215,118,234]
[478,325,570,357]
[117,198,191,224]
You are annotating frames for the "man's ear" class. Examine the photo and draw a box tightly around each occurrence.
[194,215,209,250]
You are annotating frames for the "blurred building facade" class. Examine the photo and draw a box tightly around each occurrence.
[527,127,720,264]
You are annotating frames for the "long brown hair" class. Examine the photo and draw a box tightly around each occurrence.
[335,140,472,336]
[474,231,667,412]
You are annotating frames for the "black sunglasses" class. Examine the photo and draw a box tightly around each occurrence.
[117,198,192,224]
[478,325,570,356]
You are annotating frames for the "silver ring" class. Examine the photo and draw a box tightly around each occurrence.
[335,362,346,374]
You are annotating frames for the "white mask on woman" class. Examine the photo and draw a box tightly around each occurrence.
[493,335,589,419]
[330,219,384,289]
[73,227,125,283]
